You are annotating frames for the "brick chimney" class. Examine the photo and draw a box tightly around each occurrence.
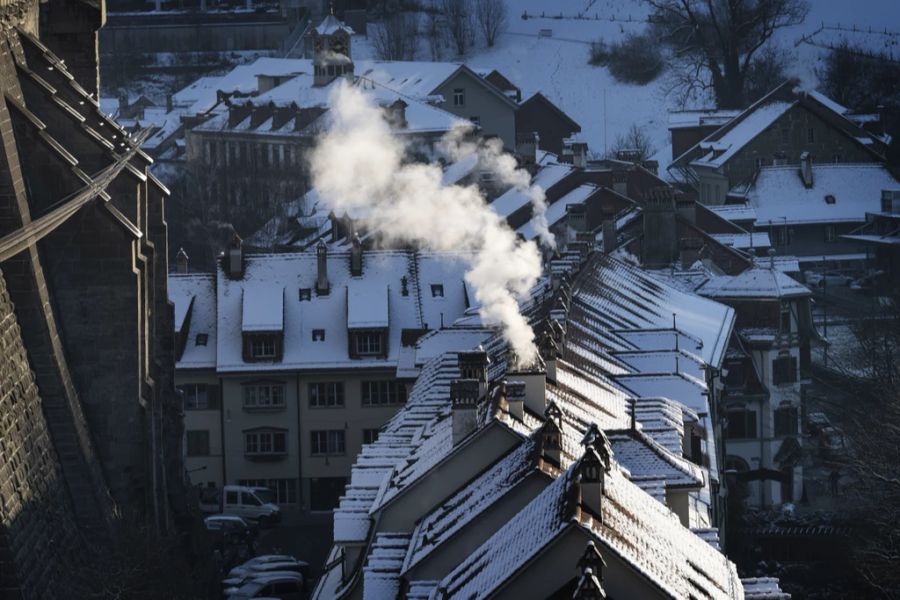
[350,233,363,276]
[451,379,480,446]
[316,240,330,295]
[800,152,813,188]
[176,247,189,274]
[505,380,526,420]
[225,234,243,279]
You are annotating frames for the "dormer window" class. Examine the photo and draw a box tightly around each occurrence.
[195,333,209,346]
[355,331,383,356]
[299,288,312,301]
[312,329,326,342]
[243,333,283,362]
[431,284,444,298]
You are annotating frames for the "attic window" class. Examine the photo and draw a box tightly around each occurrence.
[453,88,465,106]
[825,194,836,205]
[312,329,326,342]
[299,288,312,301]
[195,333,209,346]
[431,284,444,298]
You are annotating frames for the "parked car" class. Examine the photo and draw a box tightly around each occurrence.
[221,485,281,525]
[804,270,853,289]
[222,569,304,590]
[227,556,308,581]
[204,515,257,546]
[224,573,304,599]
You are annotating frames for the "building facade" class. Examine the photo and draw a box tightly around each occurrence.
[170,242,474,509]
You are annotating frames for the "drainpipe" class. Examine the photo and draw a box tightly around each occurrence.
[219,376,227,485]
[296,372,304,509]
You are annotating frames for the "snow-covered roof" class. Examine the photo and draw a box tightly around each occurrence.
[517,184,598,241]
[357,61,463,101]
[709,231,771,250]
[435,457,741,600]
[744,163,900,226]
[667,109,741,130]
[489,163,574,218]
[692,101,795,168]
[708,203,757,222]
[168,274,217,369]
[212,250,470,373]
[314,14,354,35]
[694,267,810,299]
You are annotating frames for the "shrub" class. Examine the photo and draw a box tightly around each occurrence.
[594,32,665,85]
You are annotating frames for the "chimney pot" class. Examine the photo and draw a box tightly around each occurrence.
[316,240,330,295]
[505,380,526,420]
[350,233,363,276]
[176,247,189,274]
[451,379,480,446]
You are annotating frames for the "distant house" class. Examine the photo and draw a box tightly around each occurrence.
[669,81,889,205]
[515,92,582,156]
[842,189,900,293]
[730,160,900,268]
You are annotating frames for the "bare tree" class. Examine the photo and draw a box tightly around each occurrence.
[474,0,507,47]
[371,11,419,61]
[647,0,809,108]
[608,123,657,161]
[425,0,445,60]
[442,0,475,56]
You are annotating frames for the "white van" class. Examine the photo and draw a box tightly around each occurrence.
[222,485,281,525]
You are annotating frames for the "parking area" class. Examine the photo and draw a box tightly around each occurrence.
[255,509,334,587]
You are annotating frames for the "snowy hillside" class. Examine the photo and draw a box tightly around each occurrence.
[353,0,897,172]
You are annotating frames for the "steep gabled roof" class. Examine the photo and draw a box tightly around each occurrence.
[518,91,582,131]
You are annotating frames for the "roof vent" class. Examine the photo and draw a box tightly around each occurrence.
[825,194,836,204]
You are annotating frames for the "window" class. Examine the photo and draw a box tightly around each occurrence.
[299,288,311,301]
[362,381,408,406]
[807,127,815,143]
[312,329,326,342]
[310,430,346,455]
[186,430,210,456]
[453,88,465,106]
[726,409,757,439]
[249,335,277,360]
[780,302,792,333]
[774,227,790,246]
[178,383,219,410]
[431,284,444,298]
[309,382,344,408]
[363,429,380,444]
[355,332,383,356]
[237,478,299,504]
[724,362,745,389]
[824,224,837,242]
[244,429,287,457]
[772,355,798,385]
[226,490,238,504]
[774,406,799,437]
[243,383,285,409]
[195,333,209,346]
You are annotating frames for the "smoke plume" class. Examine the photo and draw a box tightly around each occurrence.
[309,82,543,365]
[440,127,556,250]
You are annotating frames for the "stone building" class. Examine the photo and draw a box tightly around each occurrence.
[0,0,183,596]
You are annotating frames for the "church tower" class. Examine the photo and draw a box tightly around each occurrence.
[311,10,355,87]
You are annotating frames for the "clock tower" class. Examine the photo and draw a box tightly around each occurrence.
[311,10,355,87]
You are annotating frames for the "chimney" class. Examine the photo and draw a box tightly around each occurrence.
[225,234,243,279]
[507,357,547,415]
[538,332,559,383]
[572,141,588,169]
[578,448,607,519]
[601,220,616,254]
[451,379,480,446]
[458,350,489,388]
[505,380,526,420]
[166,93,173,113]
[566,203,587,235]
[176,247,189,274]
[316,240,330,295]
[538,408,563,465]
[800,151,813,188]
[516,131,539,165]
[574,543,608,600]
[676,196,695,224]
[350,233,363,276]
[641,187,678,268]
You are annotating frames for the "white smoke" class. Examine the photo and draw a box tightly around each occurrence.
[309,82,542,365]
[440,126,556,250]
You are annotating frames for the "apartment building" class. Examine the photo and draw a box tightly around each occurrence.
[169,239,473,509]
